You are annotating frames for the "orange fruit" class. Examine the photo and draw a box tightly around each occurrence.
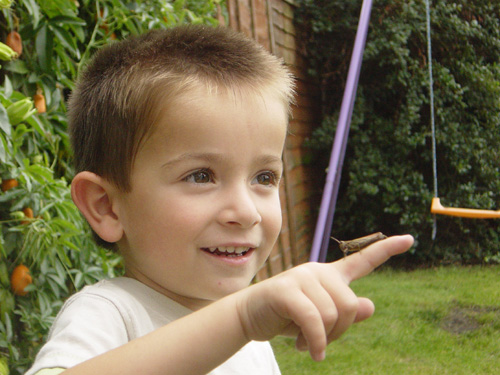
[1,178,18,192]
[11,264,32,296]
[5,31,22,56]
[21,207,34,224]
[34,93,46,113]
[97,9,109,32]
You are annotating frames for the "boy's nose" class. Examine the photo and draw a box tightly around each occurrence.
[218,184,262,228]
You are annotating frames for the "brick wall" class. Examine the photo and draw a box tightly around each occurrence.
[225,0,322,279]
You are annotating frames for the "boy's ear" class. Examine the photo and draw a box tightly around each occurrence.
[71,171,124,243]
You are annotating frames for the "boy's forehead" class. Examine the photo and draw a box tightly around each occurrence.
[135,84,288,159]
[150,84,288,135]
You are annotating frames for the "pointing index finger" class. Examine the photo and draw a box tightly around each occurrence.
[333,235,414,284]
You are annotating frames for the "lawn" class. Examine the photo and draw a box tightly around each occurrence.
[271,266,500,374]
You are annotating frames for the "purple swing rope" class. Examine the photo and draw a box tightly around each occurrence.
[309,0,374,263]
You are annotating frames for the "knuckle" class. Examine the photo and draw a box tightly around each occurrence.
[301,307,322,323]
[292,262,323,279]
[341,294,360,314]
[322,307,339,327]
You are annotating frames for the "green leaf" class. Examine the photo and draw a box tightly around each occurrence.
[50,25,80,59]
[51,218,78,232]
[69,22,85,43]
[25,164,54,183]
[49,15,86,26]
[3,311,12,341]
[2,75,13,97]
[20,0,42,28]
[0,132,8,163]
[123,18,139,35]
[36,23,54,72]
[0,103,11,136]
[25,115,48,139]
[4,60,29,74]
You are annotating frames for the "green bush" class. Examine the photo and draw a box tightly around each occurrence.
[0,1,222,373]
[296,0,500,265]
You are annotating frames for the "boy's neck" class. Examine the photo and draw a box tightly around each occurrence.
[124,267,214,311]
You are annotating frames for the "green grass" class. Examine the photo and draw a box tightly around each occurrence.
[271,266,500,374]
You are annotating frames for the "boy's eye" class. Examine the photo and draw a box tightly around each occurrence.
[252,171,278,186]
[185,169,214,184]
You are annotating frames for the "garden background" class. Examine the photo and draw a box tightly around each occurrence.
[1,0,499,374]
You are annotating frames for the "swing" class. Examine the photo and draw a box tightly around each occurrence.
[425,0,500,224]
[430,198,500,219]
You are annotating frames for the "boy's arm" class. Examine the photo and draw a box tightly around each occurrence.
[61,235,413,375]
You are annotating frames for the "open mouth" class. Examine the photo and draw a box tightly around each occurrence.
[201,246,252,257]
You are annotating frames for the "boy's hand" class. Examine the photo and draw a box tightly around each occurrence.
[236,235,414,361]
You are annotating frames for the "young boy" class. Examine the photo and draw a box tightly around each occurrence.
[26,25,413,375]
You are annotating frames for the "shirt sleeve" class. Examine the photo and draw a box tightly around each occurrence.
[24,292,129,375]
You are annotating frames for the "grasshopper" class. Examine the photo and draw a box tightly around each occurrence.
[331,232,387,258]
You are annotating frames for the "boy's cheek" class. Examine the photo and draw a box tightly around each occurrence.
[267,207,283,244]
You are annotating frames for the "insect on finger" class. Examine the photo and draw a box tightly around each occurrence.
[331,232,387,258]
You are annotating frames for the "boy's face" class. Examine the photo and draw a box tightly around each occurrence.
[113,87,288,310]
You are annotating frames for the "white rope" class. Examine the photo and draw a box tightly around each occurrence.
[425,0,438,240]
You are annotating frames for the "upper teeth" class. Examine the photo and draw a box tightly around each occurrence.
[208,246,249,254]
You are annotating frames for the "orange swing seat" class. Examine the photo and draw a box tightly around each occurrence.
[430,197,500,219]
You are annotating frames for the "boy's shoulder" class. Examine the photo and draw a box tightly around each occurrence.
[28,277,281,375]
[72,277,165,304]
[61,277,192,328]
[43,277,193,350]
[26,278,193,375]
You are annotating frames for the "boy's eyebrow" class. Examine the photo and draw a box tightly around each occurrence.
[161,152,223,169]
[161,152,283,169]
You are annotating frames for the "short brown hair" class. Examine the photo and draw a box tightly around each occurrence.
[68,24,295,249]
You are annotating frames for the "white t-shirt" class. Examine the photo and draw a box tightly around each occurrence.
[25,277,281,375]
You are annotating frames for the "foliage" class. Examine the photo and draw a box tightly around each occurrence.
[0,0,222,373]
[296,0,500,265]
